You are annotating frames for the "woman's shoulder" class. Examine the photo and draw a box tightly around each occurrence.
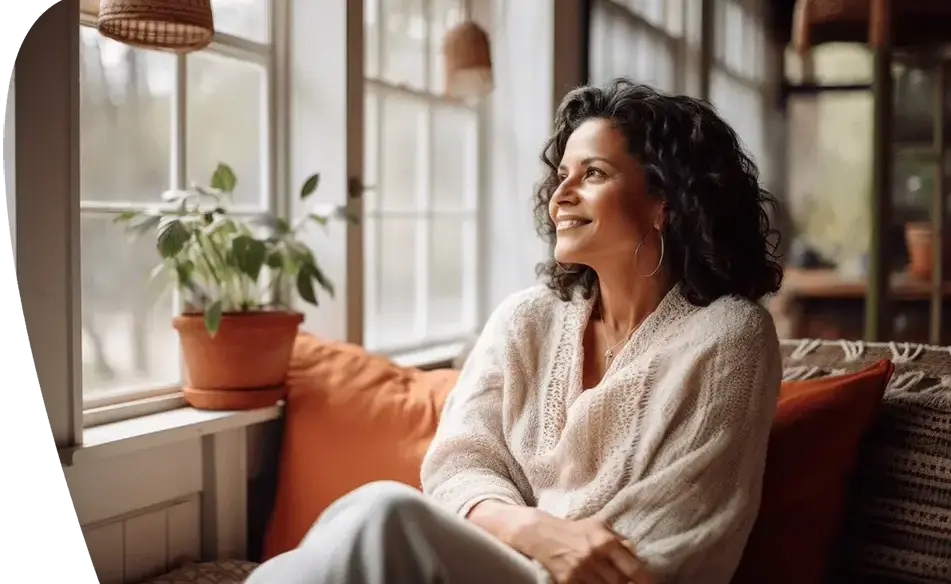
[678,292,778,349]
[490,284,564,322]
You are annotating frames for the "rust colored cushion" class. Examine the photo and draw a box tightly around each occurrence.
[261,333,458,560]
[732,359,895,584]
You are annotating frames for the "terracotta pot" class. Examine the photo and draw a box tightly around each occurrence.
[173,311,304,410]
[905,221,951,280]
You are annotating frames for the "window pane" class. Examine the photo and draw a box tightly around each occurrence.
[787,93,873,268]
[187,51,266,207]
[711,71,765,175]
[429,0,465,93]
[380,93,425,211]
[5,76,14,257]
[365,0,380,78]
[432,104,475,210]
[428,217,470,337]
[589,4,611,84]
[212,0,268,43]
[366,217,418,350]
[364,88,380,211]
[79,28,173,204]
[382,0,427,88]
[81,215,180,399]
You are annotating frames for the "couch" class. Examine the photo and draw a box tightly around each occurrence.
[150,335,951,584]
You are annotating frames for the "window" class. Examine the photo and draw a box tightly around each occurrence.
[362,0,480,353]
[4,75,13,258]
[785,42,951,271]
[587,0,700,95]
[77,0,275,407]
[785,44,873,267]
[709,0,769,176]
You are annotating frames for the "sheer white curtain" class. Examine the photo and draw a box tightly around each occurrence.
[709,0,770,182]
[587,0,693,94]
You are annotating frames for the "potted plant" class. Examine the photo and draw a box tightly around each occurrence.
[116,163,345,410]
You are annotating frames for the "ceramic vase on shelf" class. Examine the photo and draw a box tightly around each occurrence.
[905,221,951,281]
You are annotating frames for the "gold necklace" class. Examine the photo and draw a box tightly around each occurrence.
[599,312,638,367]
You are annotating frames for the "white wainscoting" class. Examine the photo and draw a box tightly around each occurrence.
[82,496,202,584]
[64,426,258,583]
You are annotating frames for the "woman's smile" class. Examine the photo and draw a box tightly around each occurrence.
[555,215,592,232]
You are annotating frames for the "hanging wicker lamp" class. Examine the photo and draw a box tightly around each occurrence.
[97,0,215,53]
[442,20,493,99]
[793,0,951,52]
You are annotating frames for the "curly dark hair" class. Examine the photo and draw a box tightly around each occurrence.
[535,79,783,306]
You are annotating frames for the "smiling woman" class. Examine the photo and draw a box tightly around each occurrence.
[248,78,786,584]
[534,79,784,307]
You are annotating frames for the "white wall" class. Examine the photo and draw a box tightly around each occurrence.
[65,427,254,583]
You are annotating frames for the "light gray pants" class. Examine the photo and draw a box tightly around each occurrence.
[246,480,547,584]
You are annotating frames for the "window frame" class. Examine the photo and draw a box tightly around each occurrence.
[74,1,286,425]
[362,0,482,355]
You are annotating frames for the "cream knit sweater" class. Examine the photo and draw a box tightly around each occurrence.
[420,284,782,584]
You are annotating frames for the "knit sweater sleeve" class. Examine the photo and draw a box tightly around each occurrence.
[604,308,782,584]
[419,293,529,517]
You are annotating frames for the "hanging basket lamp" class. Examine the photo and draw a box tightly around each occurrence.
[442,20,493,99]
[97,0,215,53]
[792,0,951,53]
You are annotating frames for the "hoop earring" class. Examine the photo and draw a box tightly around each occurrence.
[555,261,582,275]
[634,231,665,278]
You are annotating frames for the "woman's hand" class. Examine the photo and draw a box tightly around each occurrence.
[513,511,652,584]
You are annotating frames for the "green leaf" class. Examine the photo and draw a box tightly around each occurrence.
[113,210,140,224]
[127,213,162,236]
[285,240,315,267]
[309,260,335,298]
[210,163,238,193]
[161,188,189,203]
[266,249,284,269]
[300,173,320,199]
[156,219,191,259]
[296,267,317,305]
[342,209,360,225]
[204,300,223,336]
[307,213,329,227]
[175,259,195,285]
[193,185,223,201]
[232,234,267,282]
[254,215,291,236]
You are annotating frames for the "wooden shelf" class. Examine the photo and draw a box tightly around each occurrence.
[780,268,951,300]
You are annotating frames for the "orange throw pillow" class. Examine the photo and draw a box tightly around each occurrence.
[261,333,458,560]
[731,359,895,584]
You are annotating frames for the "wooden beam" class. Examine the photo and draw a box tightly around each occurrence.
[931,61,947,344]
[865,0,894,342]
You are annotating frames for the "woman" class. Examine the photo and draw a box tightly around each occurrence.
[247,80,784,584]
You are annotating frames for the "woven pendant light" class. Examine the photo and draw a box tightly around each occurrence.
[792,0,951,52]
[97,0,215,53]
[442,14,493,99]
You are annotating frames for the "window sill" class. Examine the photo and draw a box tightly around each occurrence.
[389,340,468,370]
[60,403,283,467]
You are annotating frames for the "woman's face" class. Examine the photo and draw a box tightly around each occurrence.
[549,118,664,270]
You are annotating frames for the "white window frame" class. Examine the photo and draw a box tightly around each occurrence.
[76,3,283,426]
[11,2,291,441]
[362,0,481,355]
